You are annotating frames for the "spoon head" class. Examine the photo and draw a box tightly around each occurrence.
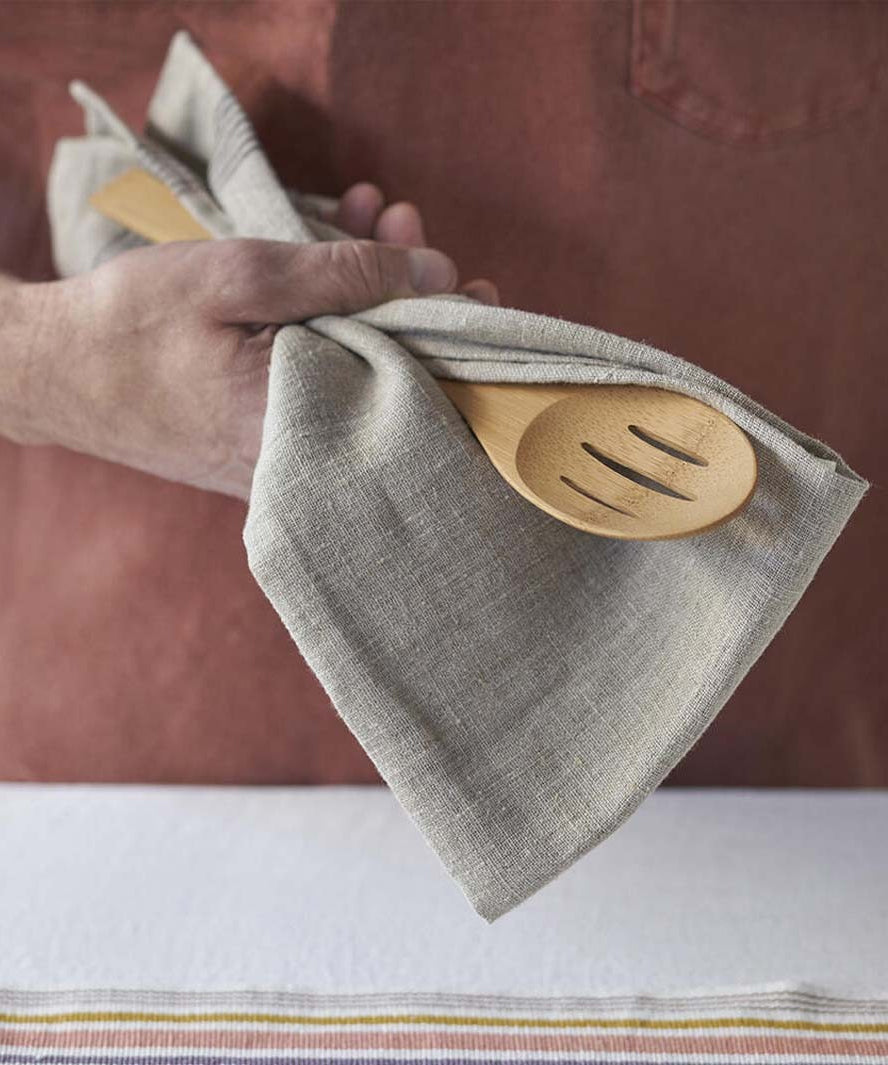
[511,385,757,540]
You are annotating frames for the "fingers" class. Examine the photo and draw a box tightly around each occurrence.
[334,182,385,238]
[331,185,495,301]
[461,278,500,306]
[337,187,497,302]
[334,184,427,248]
[205,238,458,324]
[374,202,426,247]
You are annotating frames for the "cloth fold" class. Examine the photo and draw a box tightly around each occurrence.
[46,31,867,921]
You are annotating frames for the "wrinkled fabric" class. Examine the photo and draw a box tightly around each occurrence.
[47,32,866,919]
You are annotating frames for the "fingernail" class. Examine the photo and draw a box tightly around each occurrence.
[407,248,458,294]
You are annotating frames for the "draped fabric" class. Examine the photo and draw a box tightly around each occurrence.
[47,32,866,919]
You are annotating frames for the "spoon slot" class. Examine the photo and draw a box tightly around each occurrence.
[559,476,636,517]
[580,441,695,502]
[627,424,709,467]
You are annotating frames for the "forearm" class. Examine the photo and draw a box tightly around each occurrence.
[0,273,63,446]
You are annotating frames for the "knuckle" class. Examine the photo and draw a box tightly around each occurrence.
[327,239,387,303]
[227,239,274,283]
[206,240,270,294]
[205,240,278,318]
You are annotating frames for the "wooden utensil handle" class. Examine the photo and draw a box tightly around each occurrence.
[89,167,212,245]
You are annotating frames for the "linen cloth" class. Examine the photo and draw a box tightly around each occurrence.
[46,32,867,921]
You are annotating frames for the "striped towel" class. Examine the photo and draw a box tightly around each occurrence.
[2,987,887,1064]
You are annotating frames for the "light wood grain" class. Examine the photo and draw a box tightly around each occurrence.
[89,167,758,540]
[439,380,757,540]
[89,168,212,244]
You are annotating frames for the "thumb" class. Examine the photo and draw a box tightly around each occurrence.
[207,239,459,325]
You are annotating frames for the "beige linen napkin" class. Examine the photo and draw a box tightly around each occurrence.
[47,32,867,920]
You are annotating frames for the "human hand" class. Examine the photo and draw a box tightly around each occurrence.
[0,183,499,500]
[301,182,499,306]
